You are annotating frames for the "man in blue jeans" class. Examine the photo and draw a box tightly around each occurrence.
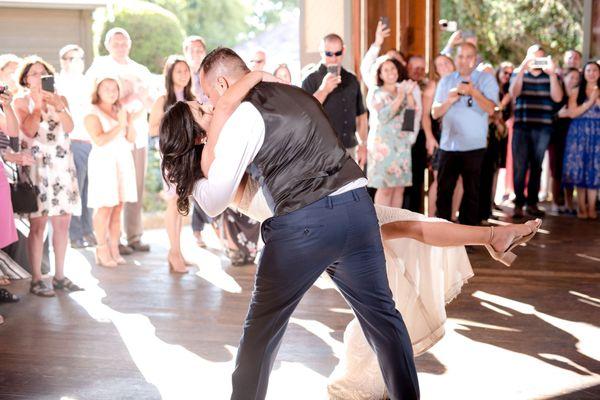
[56,44,96,248]
[189,48,419,400]
[432,42,498,225]
[510,44,563,218]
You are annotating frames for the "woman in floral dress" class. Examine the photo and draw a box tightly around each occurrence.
[563,61,600,219]
[367,57,422,207]
[14,56,82,297]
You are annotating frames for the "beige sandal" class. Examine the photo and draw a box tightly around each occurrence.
[95,243,117,268]
[485,219,542,267]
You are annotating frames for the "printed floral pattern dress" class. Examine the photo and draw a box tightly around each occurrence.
[367,84,421,188]
[562,103,600,189]
[19,99,80,218]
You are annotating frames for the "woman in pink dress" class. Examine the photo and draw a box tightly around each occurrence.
[0,87,34,322]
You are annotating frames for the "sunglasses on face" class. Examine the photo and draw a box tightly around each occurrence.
[324,50,343,57]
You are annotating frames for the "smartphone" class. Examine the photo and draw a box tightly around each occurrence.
[0,85,6,95]
[379,16,390,29]
[401,109,416,132]
[41,75,55,93]
[439,19,457,32]
[459,80,470,96]
[326,64,340,77]
[532,57,550,69]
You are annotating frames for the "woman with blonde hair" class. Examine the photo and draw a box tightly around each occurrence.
[85,76,137,267]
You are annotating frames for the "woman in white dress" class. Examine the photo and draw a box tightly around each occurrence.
[158,71,542,399]
[85,76,137,267]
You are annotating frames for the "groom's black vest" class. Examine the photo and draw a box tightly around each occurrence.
[244,82,365,216]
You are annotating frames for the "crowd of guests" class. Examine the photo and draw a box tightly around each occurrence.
[0,23,598,324]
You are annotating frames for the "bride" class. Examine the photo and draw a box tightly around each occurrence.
[158,71,541,399]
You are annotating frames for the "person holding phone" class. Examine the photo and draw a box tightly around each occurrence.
[13,56,83,297]
[441,29,483,68]
[509,44,563,219]
[302,33,368,169]
[432,43,499,226]
[367,57,422,207]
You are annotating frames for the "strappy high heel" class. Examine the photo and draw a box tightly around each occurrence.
[95,243,117,268]
[485,219,542,267]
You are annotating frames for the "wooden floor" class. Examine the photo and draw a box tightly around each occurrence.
[1,204,599,400]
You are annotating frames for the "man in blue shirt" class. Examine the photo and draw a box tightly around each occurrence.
[432,42,499,225]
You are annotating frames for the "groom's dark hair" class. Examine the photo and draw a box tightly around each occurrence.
[200,47,249,79]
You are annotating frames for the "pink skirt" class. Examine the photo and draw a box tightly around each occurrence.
[0,171,18,248]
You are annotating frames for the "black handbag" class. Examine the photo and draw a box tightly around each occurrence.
[9,166,38,214]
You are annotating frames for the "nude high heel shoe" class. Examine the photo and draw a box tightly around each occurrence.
[485,219,542,267]
[95,243,117,268]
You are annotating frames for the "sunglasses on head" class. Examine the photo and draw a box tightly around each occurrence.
[324,50,343,57]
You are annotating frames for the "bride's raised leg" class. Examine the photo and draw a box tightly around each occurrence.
[381,218,542,265]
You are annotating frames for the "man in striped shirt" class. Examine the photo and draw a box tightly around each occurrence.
[509,44,563,218]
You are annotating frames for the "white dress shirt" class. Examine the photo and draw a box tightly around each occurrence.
[193,102,367,217]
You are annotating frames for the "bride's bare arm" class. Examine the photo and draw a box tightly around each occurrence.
[201,71,272,176]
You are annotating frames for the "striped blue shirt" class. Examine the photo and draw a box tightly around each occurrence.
[513,71,555,126]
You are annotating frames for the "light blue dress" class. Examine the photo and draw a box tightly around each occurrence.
[367,84,421,188]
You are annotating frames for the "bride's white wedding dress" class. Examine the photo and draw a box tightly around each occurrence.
[236,179,473,400]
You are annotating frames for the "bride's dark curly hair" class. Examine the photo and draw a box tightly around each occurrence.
[159,101,206,215]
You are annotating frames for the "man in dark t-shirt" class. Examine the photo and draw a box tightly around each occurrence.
[302,33,368,168]
[509,44,563,218]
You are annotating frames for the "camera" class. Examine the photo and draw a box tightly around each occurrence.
[439,19,457,32]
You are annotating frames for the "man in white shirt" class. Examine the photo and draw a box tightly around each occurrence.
[85,27,153,253]
[57,44,95,249]
[189,48,419,400]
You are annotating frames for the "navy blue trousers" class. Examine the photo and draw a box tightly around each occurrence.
[231,187,419,400]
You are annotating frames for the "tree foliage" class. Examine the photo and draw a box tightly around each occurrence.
[440,0,584,65]
[147,0,298,50]
[96,0,185,73]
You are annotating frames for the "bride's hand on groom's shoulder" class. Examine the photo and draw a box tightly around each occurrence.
[261,72,285,84]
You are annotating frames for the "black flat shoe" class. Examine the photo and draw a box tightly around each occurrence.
[0,288,19,303]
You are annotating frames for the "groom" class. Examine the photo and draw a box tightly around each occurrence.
[194,47,419,400]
